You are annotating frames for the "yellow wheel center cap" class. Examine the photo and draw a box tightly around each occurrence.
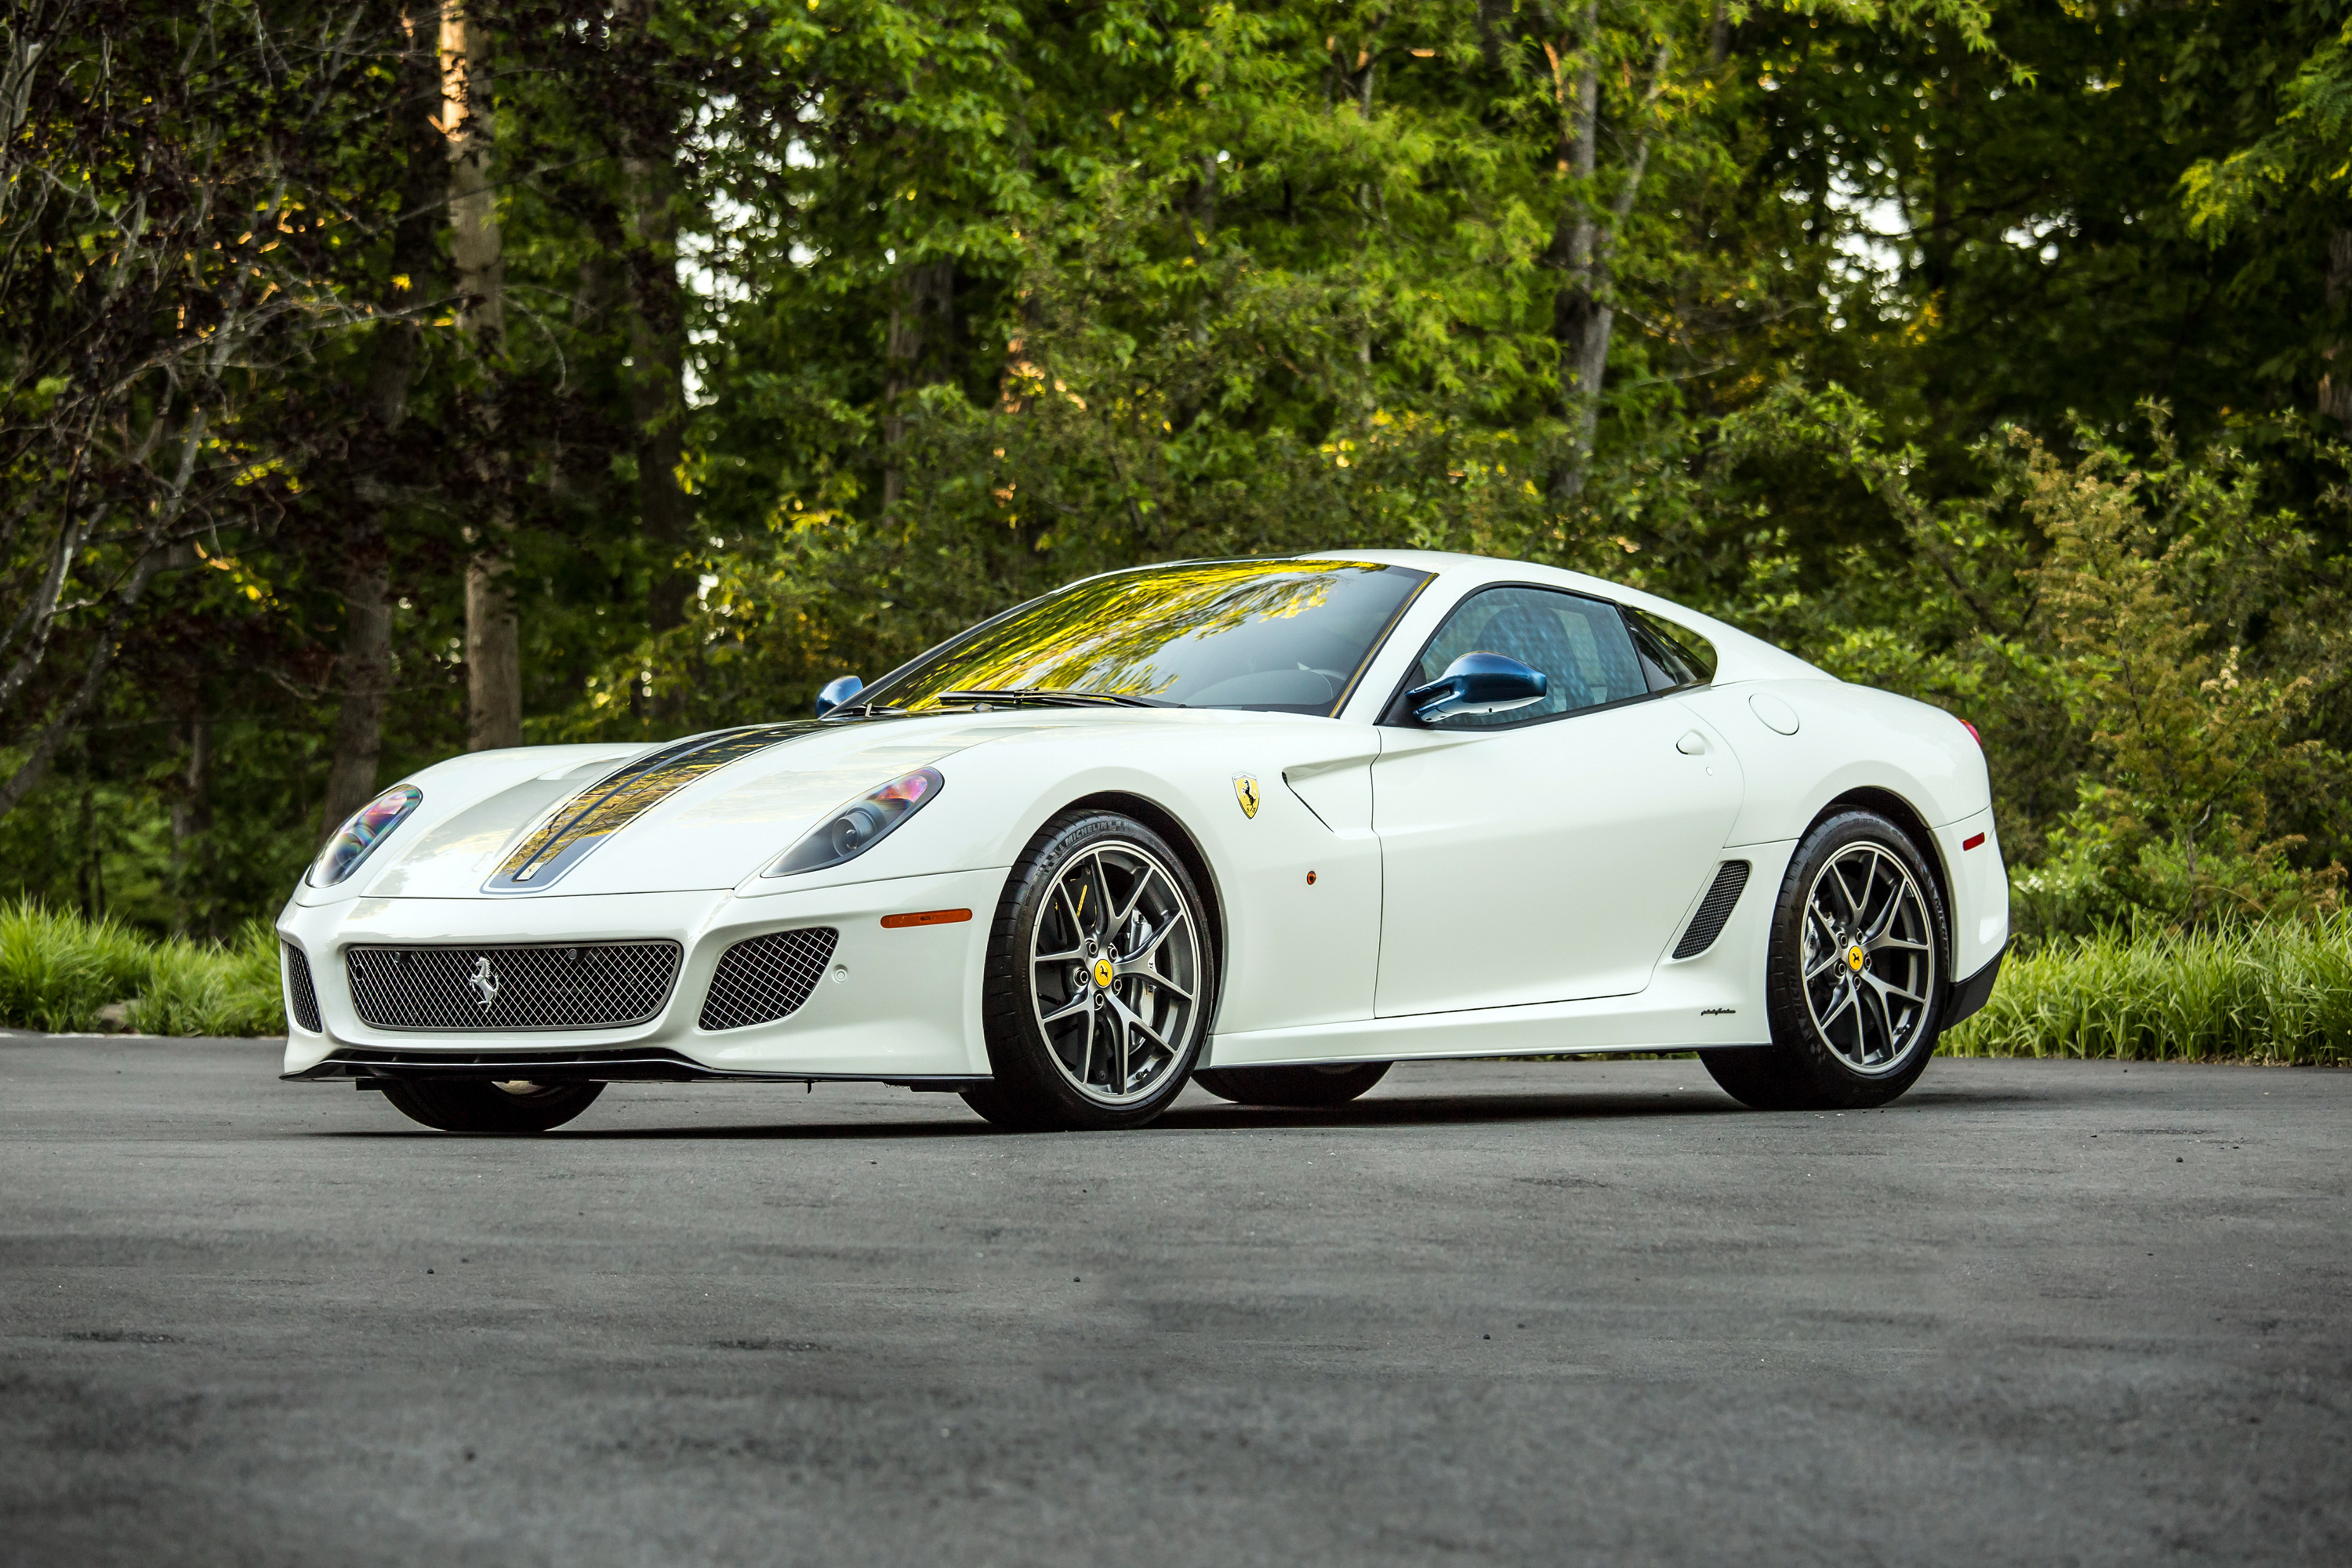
[1093,957,1116,989]
[1846,945,1867,973]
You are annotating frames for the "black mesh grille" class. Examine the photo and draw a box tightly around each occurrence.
[699,927,838,1032]
[345,942,680,1031]
[1672,861,1751,960]
[283,943,322,1033]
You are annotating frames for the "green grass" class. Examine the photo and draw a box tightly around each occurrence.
[1944,915,2352,1065]
[0,901,285,1036]
[122,920,287,1037]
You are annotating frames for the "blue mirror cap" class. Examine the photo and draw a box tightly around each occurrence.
[308,784,423,887]
[815,674,866,717]
[1406,652,1548,721]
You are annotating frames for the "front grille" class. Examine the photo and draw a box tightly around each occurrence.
[345,941,681,1031]
[283,943,321,1033]
[1672,861,1751,960]
[699,927,838,1031]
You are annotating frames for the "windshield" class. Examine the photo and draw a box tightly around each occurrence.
[859,558,1431,717]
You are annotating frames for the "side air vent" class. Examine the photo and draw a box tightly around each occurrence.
[1672,861,1751,960]
[699,927,840,1032]
[283,942,322,1033]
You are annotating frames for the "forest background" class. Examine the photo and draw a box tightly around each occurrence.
[5,0,2352,956]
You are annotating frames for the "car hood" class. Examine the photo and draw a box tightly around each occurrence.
[313,716,1019,902]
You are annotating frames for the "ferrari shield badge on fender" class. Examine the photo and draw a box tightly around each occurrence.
[1232,774,1261,819]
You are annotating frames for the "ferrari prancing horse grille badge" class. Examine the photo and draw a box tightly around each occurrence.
[1232,775,1261,819]
[468,955,500,1009]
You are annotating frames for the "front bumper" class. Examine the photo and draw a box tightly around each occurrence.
[276,868,1004,1083]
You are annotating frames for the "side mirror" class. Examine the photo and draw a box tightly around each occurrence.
[1404,652,1548,723]
[814,674,865,718]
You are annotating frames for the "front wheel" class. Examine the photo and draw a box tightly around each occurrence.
[1192,1062,1390,1108]
[963,809,1215,1131]
[1702,809,1948,1111]
[379,1078,604,1133]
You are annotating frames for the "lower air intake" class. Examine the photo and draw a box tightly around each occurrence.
[283,943,322,1033]
[346,941,681,1031]
[699,927,839,1032]
[1672,861,1751,960]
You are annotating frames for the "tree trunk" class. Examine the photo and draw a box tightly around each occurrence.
[441,1,521,750]
[1544,8,1602,502]
[883,261,955,511]
[466,554,521,749]
[2321,230,2352,435]
[442,4,503,350]
[624,149,694,648]
[319,13,441,837]
[170,704,212,931]
[319,546,394,833]
[1544,27,1669,503]
[172,709,213,844]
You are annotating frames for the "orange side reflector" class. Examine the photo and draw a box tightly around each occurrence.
[880,909,973,929]
[1961,833,1986,851]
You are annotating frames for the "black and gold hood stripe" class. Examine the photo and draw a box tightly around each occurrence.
[482,724,815,895]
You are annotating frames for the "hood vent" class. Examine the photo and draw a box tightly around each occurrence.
[483,724,811,894]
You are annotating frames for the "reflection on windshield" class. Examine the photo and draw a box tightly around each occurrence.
[862,559,1430,717]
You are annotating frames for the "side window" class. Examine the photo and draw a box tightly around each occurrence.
[1624,606,1717,692]
[1404,586,1648,728]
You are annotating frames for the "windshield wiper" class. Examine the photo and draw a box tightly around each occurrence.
[934,688,1172,710]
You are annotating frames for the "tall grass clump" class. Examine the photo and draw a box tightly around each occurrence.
[0,902,286,1036]
[123,920,287,1037]
[1945,915,2352,1065]
[0,900,153,1031]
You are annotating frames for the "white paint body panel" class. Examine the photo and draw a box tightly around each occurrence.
[279,549,2008,1084]
[1370,697,1740,1014]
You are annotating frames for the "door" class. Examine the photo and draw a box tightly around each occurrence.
[1371,585,1741,1018]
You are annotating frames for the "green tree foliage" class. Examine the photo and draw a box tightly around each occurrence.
[2,0,2349,944]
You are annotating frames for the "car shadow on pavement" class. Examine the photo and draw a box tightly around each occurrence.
[312,1088,1766,1140]
[303,1069,2081,1141]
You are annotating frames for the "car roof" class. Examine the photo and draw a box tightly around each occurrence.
[1297,549,1828,684]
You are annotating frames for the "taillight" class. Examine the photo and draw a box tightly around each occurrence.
[1959,720,1982,748]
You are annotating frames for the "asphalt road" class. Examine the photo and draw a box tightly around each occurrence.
[2,1036,2347,1566]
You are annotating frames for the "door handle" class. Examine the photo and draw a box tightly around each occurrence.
[1675,731,1708,756]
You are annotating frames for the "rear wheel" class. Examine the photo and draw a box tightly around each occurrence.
[963,810,1214,1131]
[379,1077,604,1133]
[1193,1062,1390,1108]
[1701,810,1947,1111]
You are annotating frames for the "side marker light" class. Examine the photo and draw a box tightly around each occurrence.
[1962,833,1986,851]
[881,909,972,929]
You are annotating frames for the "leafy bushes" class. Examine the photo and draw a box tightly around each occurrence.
[1946,916,2352,1065]
[0,902,285,1036]
[1746,398,2351,944]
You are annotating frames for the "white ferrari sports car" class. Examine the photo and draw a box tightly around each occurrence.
[279,550,2008,1133]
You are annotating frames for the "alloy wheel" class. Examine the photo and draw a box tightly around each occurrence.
[1026,840,1203,1106]
[1798,842,1937,1076]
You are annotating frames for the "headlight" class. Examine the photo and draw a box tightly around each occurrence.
[309,784,423,887]
[763,768,944,878]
